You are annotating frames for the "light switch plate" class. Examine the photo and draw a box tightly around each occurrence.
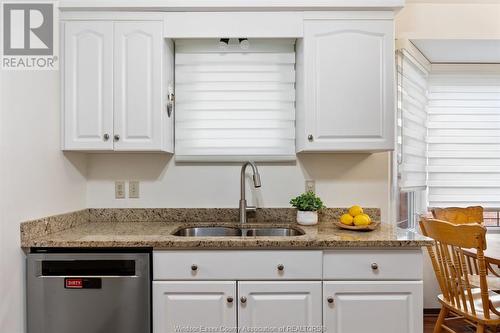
[115,181,126,199]
[129,180,140,199]
[305,180,315,193]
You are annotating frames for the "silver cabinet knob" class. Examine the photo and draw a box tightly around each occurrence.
[327,297,334,304]
[227,296,233,303]
[114,134,120,141]
[240,296,247,304]
[277,264,284,271]
[371,263,379,270]
[191,264,198,271]
[308,134,314,142]
[103,133,110,141]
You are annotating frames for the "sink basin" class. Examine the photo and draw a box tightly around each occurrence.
[172,227,242,237]
[244,227,304,237]
[172,226,304,237]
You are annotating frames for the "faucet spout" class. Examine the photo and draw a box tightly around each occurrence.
[239,161,261,224]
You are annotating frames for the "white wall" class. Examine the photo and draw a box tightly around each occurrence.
[0,71,87,333]
[86,152,392,221]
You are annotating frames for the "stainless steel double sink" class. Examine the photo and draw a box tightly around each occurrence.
[172,226,304,237]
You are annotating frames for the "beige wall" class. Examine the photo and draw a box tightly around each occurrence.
[396,2,500,40]
[86,153,392,221]
[0,71,87,333]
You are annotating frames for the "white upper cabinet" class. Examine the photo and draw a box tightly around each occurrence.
[63,21,114,150]
[114,22,163,151]
[62,19,173,152]
[297,18,395,152]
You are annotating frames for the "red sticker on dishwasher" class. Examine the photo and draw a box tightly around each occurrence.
[65,278,83,288]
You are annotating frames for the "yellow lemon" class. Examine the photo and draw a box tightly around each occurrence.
[353,214,371,226]
[340,214,354,226]
[361,214,372,223]
[348,205,364,217]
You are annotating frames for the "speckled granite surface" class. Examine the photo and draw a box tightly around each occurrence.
[87,207,381,223]
[21,209,89,243]
[21,208,432,249]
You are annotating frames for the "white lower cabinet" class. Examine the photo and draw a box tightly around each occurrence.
[153,281,236,333]
[323,281,423,333]
[153,250,424,333]
[153,281,320,333]
[238,281,322,330]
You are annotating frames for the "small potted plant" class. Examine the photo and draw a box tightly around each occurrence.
[289,191,325,225]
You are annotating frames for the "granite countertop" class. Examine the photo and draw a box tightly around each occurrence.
[21,208,433,249]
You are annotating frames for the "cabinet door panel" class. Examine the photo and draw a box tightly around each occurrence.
[323,281,422,333]
[63,21,113,150]
[114,21,162,151]
[302,20,394,151]
[153,281,236,333]
[238,281,322,331]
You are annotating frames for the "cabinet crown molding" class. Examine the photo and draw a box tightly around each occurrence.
[59,0,404,11]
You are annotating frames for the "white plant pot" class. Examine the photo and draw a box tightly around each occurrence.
[296,211,318,226]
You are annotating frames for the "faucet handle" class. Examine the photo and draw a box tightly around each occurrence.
[245,205,257,213]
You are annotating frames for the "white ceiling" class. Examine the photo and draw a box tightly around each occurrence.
[411,39,500,63]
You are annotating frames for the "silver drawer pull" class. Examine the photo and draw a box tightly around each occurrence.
[371,263,379,270]
[240,296,247,304]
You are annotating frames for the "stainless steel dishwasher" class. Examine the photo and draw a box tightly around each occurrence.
[27,251,150,333]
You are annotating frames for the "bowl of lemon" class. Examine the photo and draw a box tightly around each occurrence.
[334,205,380,231]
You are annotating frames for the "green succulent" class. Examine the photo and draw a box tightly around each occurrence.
[289,191,325,212]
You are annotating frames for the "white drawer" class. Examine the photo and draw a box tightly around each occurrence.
[323,249,423,280]
[154,250,322,280]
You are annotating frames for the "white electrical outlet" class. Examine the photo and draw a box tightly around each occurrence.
[129,181,140,199]
[115,181,126,199]
[305,180,316,193]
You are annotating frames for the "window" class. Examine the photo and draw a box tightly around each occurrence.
[174,39,296,162]
[395,51,500,229]
[396,48,429,229]
[427,66,500,209]
[484,210,500,228]
[396,49,429,192]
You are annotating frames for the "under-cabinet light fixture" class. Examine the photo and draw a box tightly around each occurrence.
[239,38,250,50]
[219,38,230,49]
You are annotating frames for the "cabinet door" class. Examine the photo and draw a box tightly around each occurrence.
[300,19,394,152]
[323,281,422,333]
[113,21,163,151]
[153,281,236,333]
[63,21,113,150]
[238,281,322,331]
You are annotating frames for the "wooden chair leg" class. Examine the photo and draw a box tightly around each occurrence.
[476,324,485,333]
[434,307,449,333]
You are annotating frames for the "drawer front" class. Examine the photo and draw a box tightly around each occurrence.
[323,249,422,280]
[154,250,322,280]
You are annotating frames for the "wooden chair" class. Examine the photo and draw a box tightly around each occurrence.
[430,207,500,287]
[432,206,484,225]
[420,218,500,333]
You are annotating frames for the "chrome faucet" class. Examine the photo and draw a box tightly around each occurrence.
[239,161,261,223]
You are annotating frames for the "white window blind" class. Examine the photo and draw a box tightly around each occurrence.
[397,50,429,191]
[427,67,500,208]
[174,39,296,162]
